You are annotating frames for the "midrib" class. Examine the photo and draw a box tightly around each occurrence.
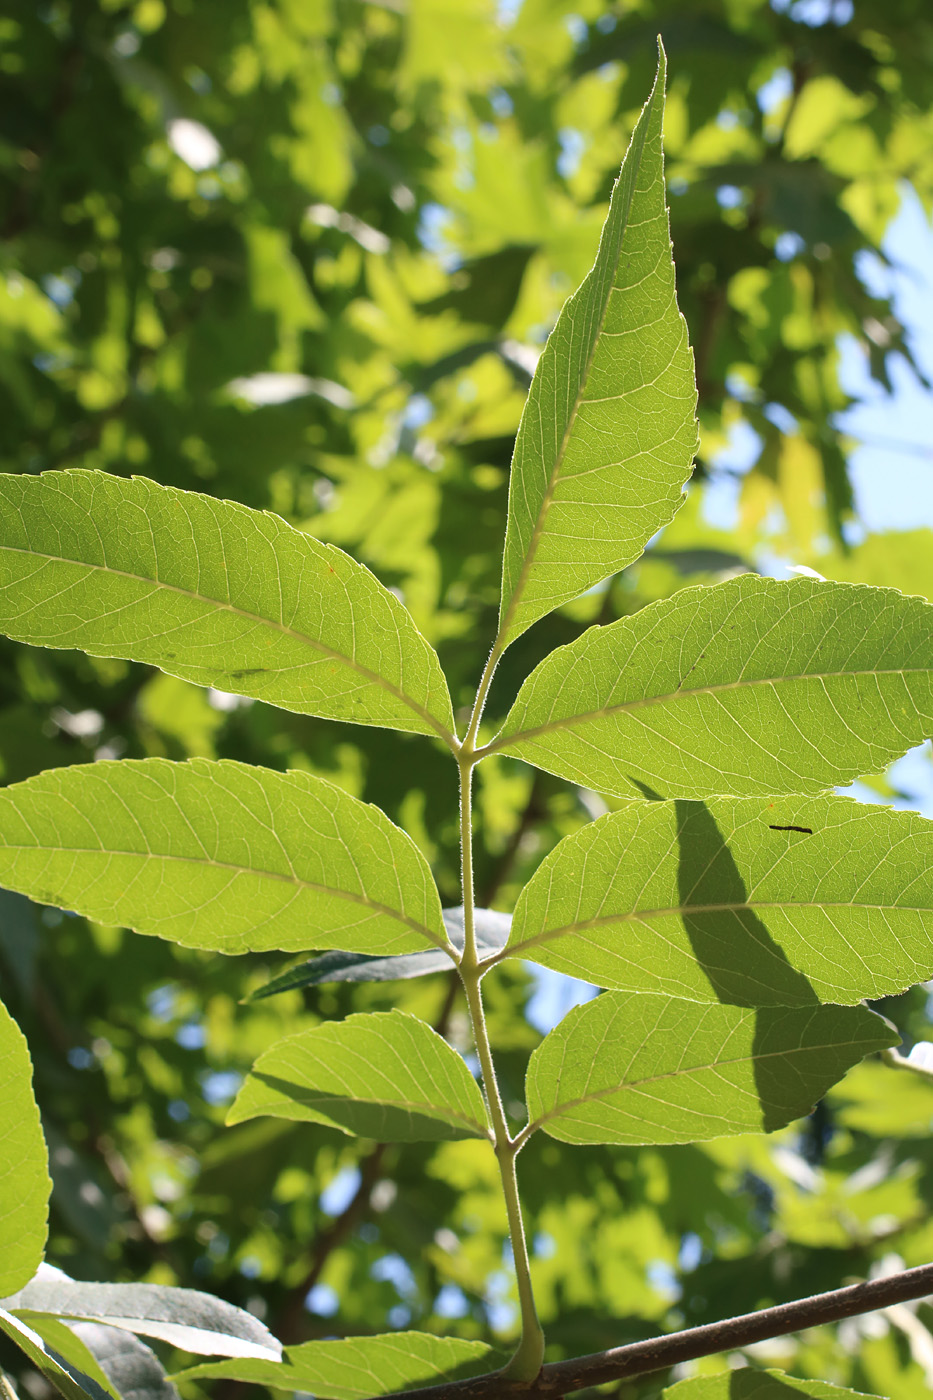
[2,544,451,741]
[487,666,930,755]
[507,896,931,959]
[497,121,650,647]
[529,1031,877,1134]
[0,842,448,950]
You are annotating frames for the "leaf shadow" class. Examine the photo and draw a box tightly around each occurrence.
[674,799,819,1134]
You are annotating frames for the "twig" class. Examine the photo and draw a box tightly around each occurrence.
[377,1261,933,1399]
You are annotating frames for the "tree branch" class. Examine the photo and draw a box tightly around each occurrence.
[379,1261,933,1400]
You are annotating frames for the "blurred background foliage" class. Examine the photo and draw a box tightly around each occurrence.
[3,1,933,1397]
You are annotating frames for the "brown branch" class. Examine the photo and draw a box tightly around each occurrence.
[378,1261,933,1400]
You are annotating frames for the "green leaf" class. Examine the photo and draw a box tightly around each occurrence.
[249,907,510,998]
[486,576,933,797]
[28,1320,178,1400]
[16,1316,176,1400]
[173,1333,495,1399]
[496,42,697,647]
[228,1009,491,1142]
[0,1309,110,1400]
[502,796,933,1006]
[831,1059,933,1138]
[664,1368,881,1400]
[0,998,50,1296]
[523,993,896,1147]
[0,758,449,957]
[6,1278,281,1360]
[0,471,454,743]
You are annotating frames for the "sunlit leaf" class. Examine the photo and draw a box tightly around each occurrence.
[228,1010,491,1142]
[0,471,455,742]
[0,759,449,957]
[174,1333,495,1399]
[664,1368,882,1400]
[496,42,697,647]
[0,1310,109,1400]
[22,1317,178,1400]
[524,993,895,1146]
[0,998,50,1296]
[502,796,933,1005]
[487,576,933,797]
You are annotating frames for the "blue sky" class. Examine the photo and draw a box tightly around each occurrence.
[839,187,933,529]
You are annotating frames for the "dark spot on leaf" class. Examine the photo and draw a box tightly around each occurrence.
[768,825,813,834]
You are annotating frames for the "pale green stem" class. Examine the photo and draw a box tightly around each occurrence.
[464,636,506,753]
[457,753,544,1381]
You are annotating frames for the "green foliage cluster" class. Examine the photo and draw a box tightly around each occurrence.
[3,4,933,1400]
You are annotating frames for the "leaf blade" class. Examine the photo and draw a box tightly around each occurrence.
[249,908,509,998]
[504,796,933,1005]
[524,993,896,1147]
[497,43,697,646]
[6,1281,281,1361]
[489,576,933,797]
[0,471,454,742]
[0,759,449,957]
[19,1318,180,1400]
[173,1334,494,1400]
[0,999,50,1297]
[228,1010,491,1143]
[0,1310,109,1400]
[664,1368,881,1400]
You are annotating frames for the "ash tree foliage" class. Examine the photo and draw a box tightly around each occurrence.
[4,4,933,1400]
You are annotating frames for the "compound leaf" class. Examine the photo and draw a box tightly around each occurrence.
[228,1010,491,1143]
[174,1333,494,1399]
[524,993,895,1147]
[0,471,454,742]
[0,999,50,1297]
[488,576,933,798]
[496,42,697,648]
[0,759,449,958]
[503,796,933,1006]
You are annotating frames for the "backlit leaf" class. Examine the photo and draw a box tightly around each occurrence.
[501,796,933,1006]
[0,471,455,742]
[20,1317,179,1400]
[496,42,697,647]
[0,1310,108,1400]
[0,759,449,958]
[0,998,50,1296]
[487,576,933,797]
[664,1369,881,1400]
[228,1010,491,1142]
[174,1333,494,1399]
[524,993,895,1146]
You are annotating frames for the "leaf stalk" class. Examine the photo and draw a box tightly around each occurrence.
[456,752,544,1381]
